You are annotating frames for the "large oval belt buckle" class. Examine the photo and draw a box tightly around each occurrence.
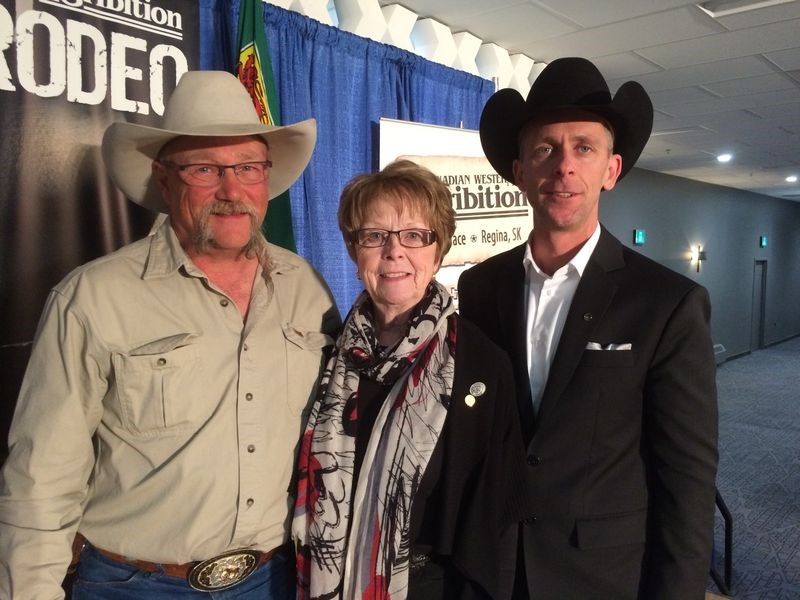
[187,549,262,591]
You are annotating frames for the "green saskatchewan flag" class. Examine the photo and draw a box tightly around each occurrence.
[236,0,297,252]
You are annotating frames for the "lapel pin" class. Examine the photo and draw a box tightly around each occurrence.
[583,313,593,322]
[464,394,476,407]
[469,381,486,397]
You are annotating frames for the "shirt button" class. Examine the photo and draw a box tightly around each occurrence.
[245,393,253,401]
[243,344,249,351]
[527,455,540,466]
[246,498,254,507]
[156,357,167,366]
[523,515,537,525]
[247,444,255,453]
[220,299,229,307]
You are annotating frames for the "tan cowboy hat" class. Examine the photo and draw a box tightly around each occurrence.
[102,70,316,213]
[480,57,653,183]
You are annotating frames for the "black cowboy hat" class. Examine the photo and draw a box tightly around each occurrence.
[479,57,653,183]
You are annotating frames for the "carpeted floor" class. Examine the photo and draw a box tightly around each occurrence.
[708,336,800,599]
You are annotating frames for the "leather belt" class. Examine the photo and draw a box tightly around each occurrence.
[86,539,287,591]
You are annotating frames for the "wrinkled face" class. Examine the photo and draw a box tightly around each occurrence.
[355,199,440,324]
[153,135,269,257]
[513,112,622,238]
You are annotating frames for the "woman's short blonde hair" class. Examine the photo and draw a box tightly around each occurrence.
[338,159,456,264]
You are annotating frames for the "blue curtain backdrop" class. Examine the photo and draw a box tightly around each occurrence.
[199,0,494,312]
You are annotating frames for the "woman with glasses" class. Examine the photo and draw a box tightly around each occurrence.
[293,160,528,599]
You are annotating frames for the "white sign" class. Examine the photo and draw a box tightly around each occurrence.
[402,154,529,266]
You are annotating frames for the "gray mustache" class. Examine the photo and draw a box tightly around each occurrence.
[208,201,258,217]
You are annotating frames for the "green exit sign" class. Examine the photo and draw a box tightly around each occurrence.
[633,229,646,245]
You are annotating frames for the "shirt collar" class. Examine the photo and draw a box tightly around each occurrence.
[523,222,601,278]
[143,217,195,279]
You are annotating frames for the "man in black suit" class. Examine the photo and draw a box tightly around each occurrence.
[457,57,718,599]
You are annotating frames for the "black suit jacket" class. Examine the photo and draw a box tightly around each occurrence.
[457,227,719,600]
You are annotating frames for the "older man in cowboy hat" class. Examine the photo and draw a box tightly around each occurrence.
[0,71,340,599]
[458,58,718,599]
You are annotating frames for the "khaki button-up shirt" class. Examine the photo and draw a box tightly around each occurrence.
[0,220,340,599]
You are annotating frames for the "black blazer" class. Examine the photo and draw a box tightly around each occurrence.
[457,227,718,600]
[409,316,528,600]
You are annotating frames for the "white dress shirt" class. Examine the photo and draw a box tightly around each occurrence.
[523,224,601,414]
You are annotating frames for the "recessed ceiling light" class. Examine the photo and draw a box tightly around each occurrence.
[787,175,798,183]
[717,153,732,163]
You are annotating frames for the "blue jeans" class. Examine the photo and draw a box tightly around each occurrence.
[71,543,296,599]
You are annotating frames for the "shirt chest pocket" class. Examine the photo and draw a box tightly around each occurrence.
[112,333,200,438]
[281,324,334,414]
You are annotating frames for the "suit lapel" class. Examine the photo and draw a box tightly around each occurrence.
[535,229,625,430]
[495,245,536,440]
[498,246,528,388]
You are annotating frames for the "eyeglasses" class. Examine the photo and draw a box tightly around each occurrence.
[158,160,272,187]
[354,228,437,248]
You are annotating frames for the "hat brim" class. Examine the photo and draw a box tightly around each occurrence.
[479,82,652,183]
[102,119,317,213]
[479,89,528,184]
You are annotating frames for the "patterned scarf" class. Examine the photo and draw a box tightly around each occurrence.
[293,281,457,600]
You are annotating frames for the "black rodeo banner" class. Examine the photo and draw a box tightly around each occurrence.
[0,0,199,450]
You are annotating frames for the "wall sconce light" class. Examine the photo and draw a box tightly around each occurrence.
[690,244,707,272]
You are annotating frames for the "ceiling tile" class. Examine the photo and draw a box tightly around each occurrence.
[518,7,719,61]
[607,57,773,91]
[703,73,796,96]
[592,53,661,79]
[637,19,800,68]
[765,47,800,70]
[466,6,578,54]
[533,0,689,27]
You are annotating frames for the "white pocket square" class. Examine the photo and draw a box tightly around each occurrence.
[586,342,632,350]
